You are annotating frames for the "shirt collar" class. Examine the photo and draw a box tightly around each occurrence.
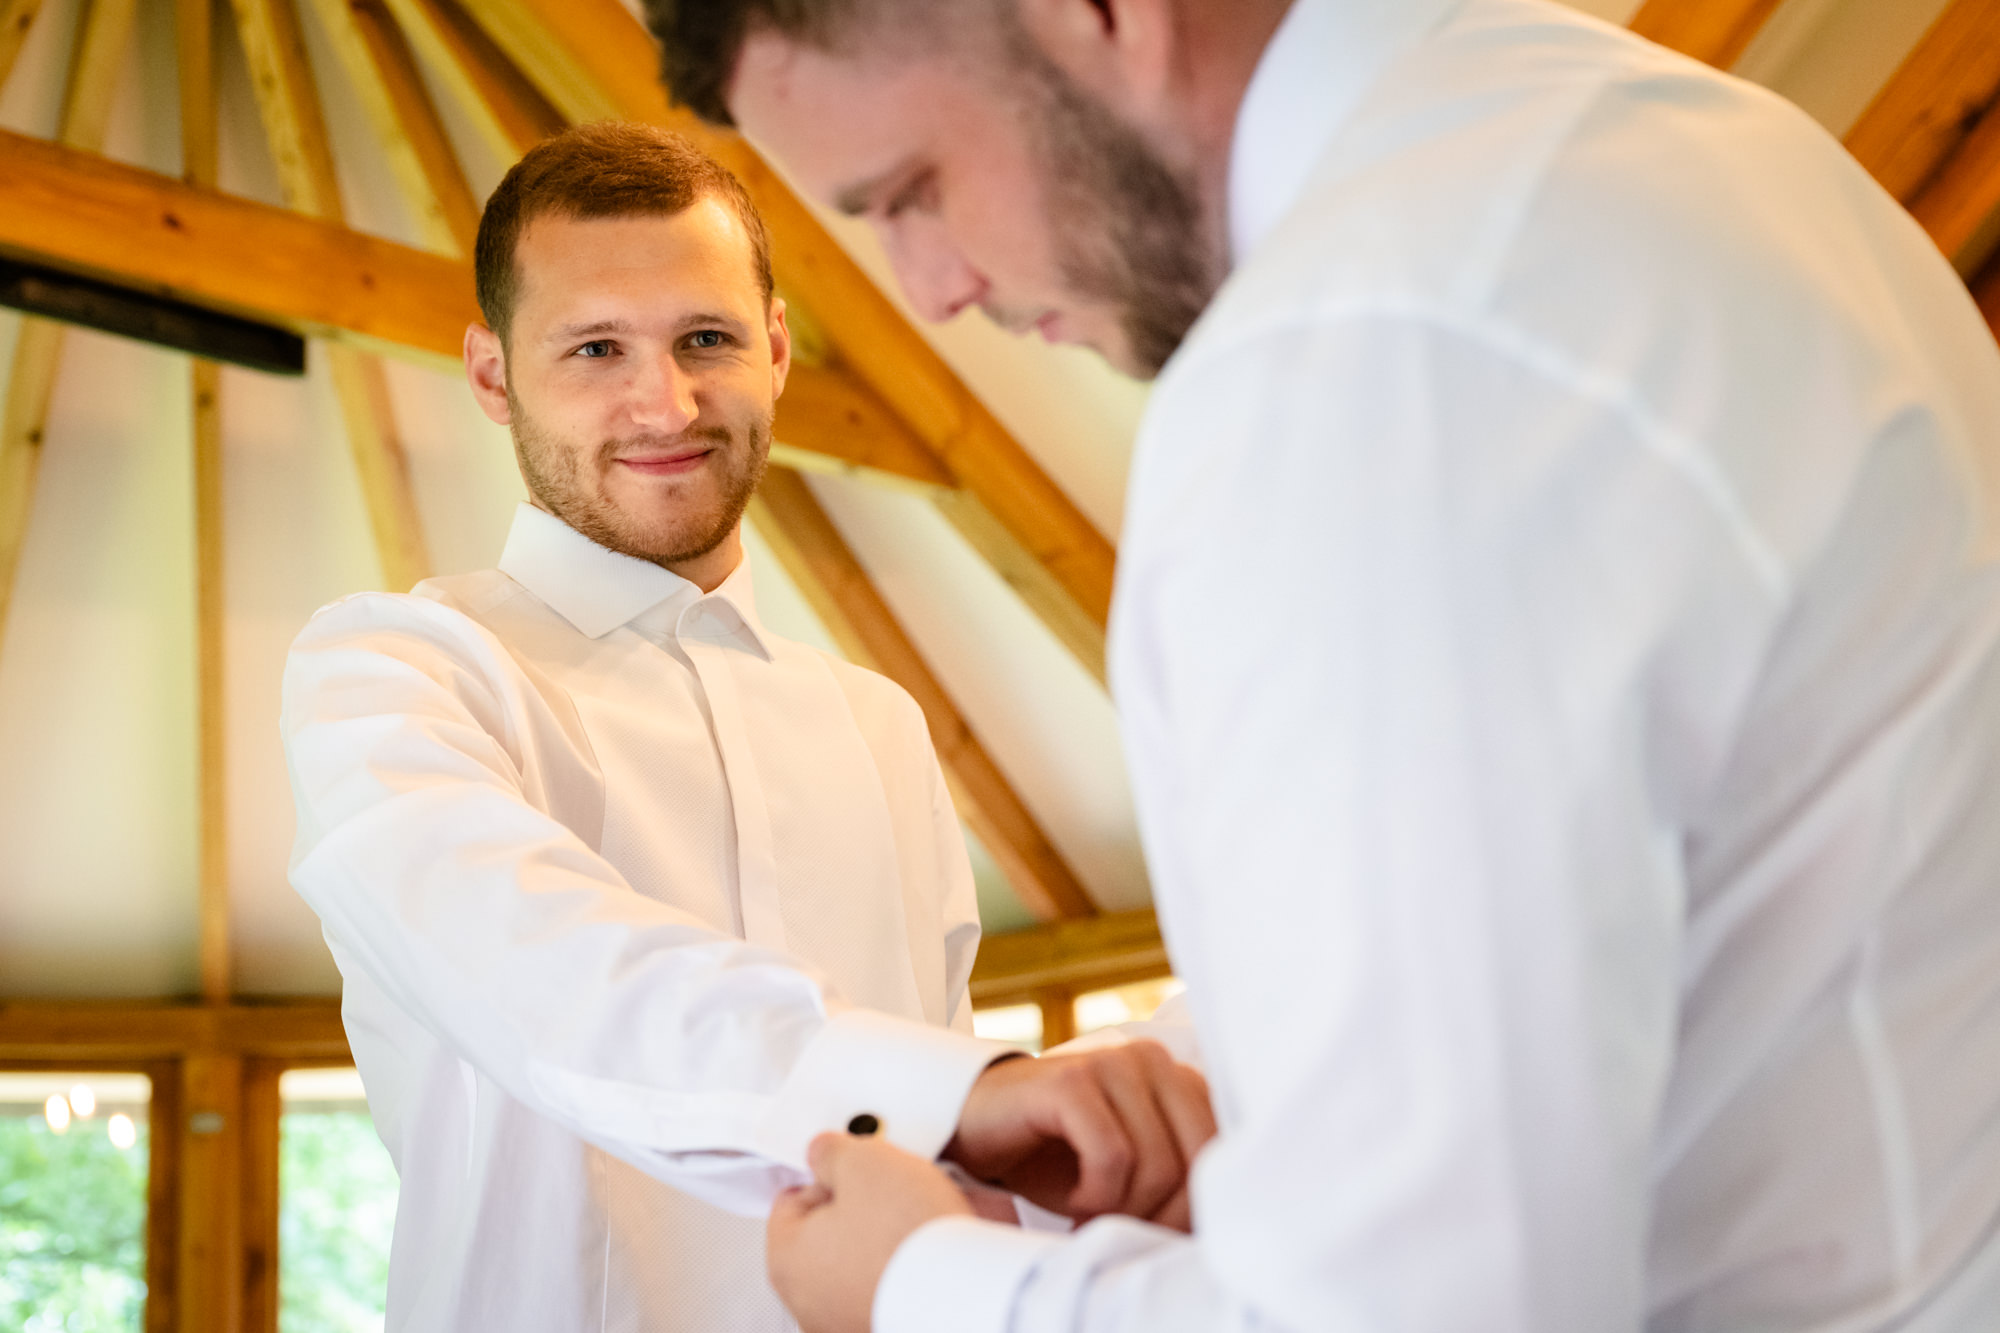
[1228,0,1465,264]
[496,503,772,658]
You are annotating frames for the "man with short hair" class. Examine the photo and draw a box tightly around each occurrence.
[646,2,2000,1331]
[281,121,1212,1332]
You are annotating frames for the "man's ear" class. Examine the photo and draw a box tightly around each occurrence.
[1014,0,1174,118]
[767,296,793,400]
[464,322,513,426]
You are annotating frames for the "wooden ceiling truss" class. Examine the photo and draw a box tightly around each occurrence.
[0,0,1104,983]
[0,0,1997,1127]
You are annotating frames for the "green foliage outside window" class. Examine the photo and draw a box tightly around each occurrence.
[278,1111,396,1333]
[0,1114,148,1332]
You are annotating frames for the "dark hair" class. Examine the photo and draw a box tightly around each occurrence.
[474,121,775,343]
[646,0,934,128]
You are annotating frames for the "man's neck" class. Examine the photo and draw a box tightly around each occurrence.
[1176,0,1296,272]
[663,529,744,594]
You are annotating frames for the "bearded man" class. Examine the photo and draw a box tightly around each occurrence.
[280,122,1212,1332]
[645,2,2000,1332]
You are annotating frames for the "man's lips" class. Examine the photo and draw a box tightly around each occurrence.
[616,449,713,476]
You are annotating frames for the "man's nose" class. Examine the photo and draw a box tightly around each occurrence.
[631,352,699,433]
[889,226,988,324]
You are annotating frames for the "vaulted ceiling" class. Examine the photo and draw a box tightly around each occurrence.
[0,0,1996,1002]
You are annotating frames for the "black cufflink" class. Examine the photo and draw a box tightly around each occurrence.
[846,1113,881,1136]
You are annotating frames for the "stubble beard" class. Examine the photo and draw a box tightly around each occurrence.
[508,388,772,568]
[1007,26,1222,379]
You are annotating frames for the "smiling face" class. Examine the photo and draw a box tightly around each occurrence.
[728,20,1214,379]
[464,199,790,588]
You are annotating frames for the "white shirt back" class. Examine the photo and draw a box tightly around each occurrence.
[873,2,2000,1329]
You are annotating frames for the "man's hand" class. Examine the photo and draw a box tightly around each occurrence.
[768,1133,972,1333]
[945,1039,1215,1229]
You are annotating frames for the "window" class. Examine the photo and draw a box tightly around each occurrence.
[0,1071,151,1331]
[278,1067,397,1333]
[1074,976,1183,1037]
[971,1002,1044,1052]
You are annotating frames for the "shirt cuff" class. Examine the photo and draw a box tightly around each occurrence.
[754,1008,1011,1169]
[874,1216,1062,1333]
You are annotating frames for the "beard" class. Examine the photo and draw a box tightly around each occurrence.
[1006,25,1222,379]
[508,389,772,568]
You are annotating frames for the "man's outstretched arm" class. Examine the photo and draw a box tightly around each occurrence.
[284,589,1210,1220]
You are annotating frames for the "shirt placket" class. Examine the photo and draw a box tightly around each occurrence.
[677,606,787,952]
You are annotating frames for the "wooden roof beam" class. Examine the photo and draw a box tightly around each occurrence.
[0,0,49,93]
[376,0,561,161]
[1628,0,1785,67]
[1844,0,2000,275]
[228,0,433,591]
[1976,252,2000,343]
[305,0,481,256]
[749,466,1098,921]
[0,0,140,662]
[460,0,1115,681]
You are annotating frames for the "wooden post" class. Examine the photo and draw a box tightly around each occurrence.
[239,1059,284,1333]
[1036,988,1077,1050]
[144,1060,184,1333]
[176,1054,245,1333]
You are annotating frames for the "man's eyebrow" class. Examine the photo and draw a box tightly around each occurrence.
[547,319,633,342]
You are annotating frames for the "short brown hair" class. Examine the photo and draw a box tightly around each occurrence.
[474,121,774,342]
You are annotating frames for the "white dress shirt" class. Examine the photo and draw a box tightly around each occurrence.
[875,1,2000,1329]
[282,503,1006,1332]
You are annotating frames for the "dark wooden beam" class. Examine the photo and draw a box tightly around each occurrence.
[0,999,350,1061]
[0,259,305,373]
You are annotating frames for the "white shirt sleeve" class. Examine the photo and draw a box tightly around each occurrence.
[282,594,1005,1216]
[874,311,1781,1331]
[922,711,984,1037]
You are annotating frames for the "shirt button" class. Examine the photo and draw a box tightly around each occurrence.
[846,1113,881,1136]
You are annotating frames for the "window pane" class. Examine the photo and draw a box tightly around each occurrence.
[0,1071,151,1331]
[972,1002,1044,1052]
[279,1068,396,1333]
[1074,976,1182,1036]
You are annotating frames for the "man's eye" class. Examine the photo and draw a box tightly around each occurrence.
[575,340,614,358]
[884,170,938,220]
[689,330,727,350]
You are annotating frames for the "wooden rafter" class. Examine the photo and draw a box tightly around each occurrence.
[1628,0,1785,66]
[180,0,231,1005]
[0,131,966,492]
[0,0,48,91]
[1844,0,2000,276]
[0,0,139,661]
[459,0,1115,681]
[227,0,432,592]
[305,0,480,256]
[377,0,560,160]
[749,466,1097,921]
[968,908,1168,1006]
[0,129,464,359]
